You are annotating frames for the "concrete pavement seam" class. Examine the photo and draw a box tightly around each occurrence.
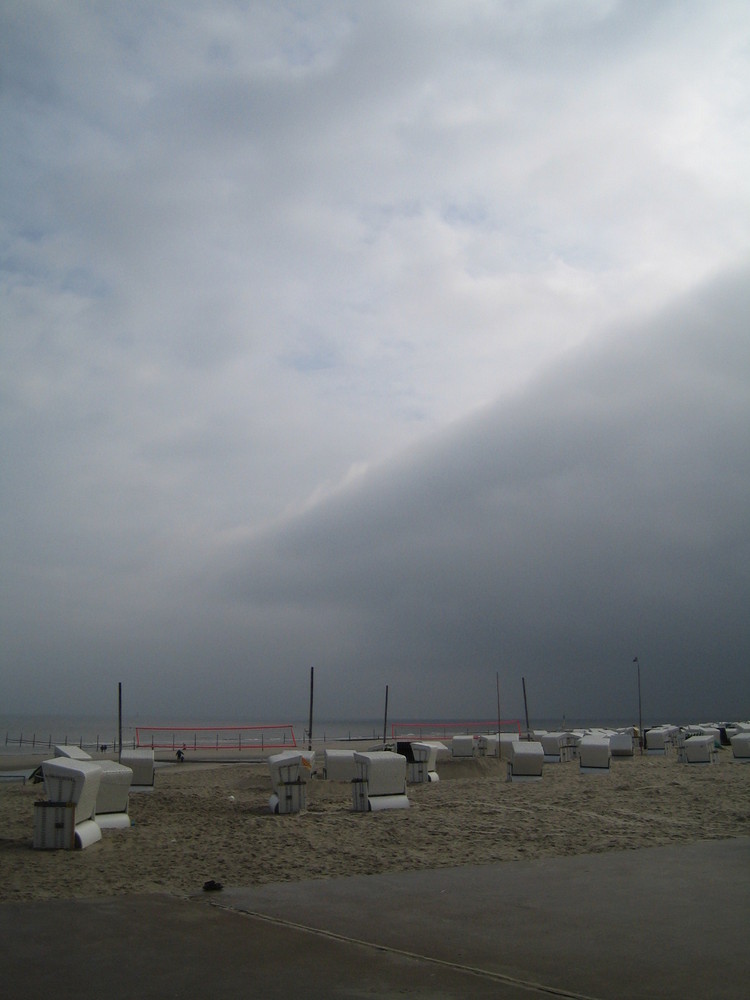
[206,899,605,1000]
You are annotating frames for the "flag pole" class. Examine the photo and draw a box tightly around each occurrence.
[307,666,314,753]
[382,684,389,747]
[522,676,531,740]
[496,671,501,735]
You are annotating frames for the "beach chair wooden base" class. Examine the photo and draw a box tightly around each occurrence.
[33,802,75,850]
[269,782,306,815]
[406,762,439,783]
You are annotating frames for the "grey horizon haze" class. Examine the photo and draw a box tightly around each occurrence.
[2,2,749,726]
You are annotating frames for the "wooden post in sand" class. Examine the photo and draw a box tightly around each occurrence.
[496,672,501,735]
[382,684,389,747]
[522,676,531,739]
[118,682,122,762]
[307,666,314,752]
[633,657,643,753]
[307,667,315,750]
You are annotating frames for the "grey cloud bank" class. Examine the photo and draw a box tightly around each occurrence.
[212,266,750,723]
[1,2,749,723]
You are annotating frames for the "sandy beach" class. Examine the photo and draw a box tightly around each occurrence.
[2,749,749,903]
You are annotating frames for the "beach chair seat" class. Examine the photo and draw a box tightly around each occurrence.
[322,749,357,780]
[352,751,409,811]
[684,734,719,764]
[267,750,314,813]
[730,733,750,761]
[120,748,155,787]
[578,735,611,773]
[37,758,103,849]
[478,734,500,758]
[451,735,476,758]
[539,732,567,762]
[506,741,544,782]
[608,732,634,757]
[645,726,678,754]
[94,760,133,827]
[406,741,440,783]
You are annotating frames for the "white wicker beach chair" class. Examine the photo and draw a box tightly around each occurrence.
[352,751,409,811]
[506,740,544,782]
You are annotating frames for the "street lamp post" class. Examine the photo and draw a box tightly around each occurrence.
[633,656,643,752]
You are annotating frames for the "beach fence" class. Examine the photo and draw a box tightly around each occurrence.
[134,724,297,754]
[5,731,134,753]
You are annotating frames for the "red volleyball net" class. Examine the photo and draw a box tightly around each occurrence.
[135,724,297,752]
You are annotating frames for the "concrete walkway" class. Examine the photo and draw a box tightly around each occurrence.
[2,838,748,999]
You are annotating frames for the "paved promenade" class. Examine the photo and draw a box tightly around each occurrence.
[2,838,748,998]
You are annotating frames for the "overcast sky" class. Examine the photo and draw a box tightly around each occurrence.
[2,1,749,726]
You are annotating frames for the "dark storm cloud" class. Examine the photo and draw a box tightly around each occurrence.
[212,267,750,722]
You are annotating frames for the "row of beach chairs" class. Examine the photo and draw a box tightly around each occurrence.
[642,722,750,760]
[267,749,413,814]
[266,731,619,813]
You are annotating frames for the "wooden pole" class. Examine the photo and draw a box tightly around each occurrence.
[496,672,501,735]
[118,682,122,762]
[382,684,389,747]
[522,676,531,739]
[307,667,314,752]
[633,657,643,753]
